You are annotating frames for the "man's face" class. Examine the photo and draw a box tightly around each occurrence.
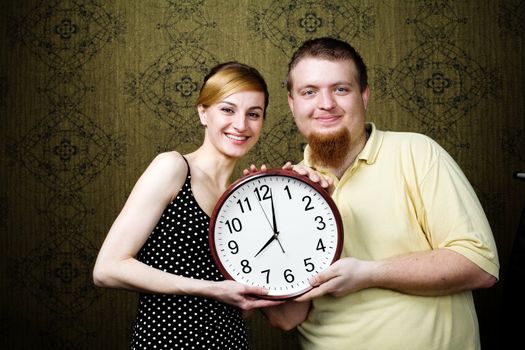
[287,57,369,143]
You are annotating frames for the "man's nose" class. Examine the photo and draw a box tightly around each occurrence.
[318,90,336,110]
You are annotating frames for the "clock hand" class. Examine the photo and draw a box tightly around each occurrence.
[270,189,278,234]
[269,189,285,253]
[256,197,274,232]
[253,189,285,258]
[254,233,276,257]
[275,236,286,253]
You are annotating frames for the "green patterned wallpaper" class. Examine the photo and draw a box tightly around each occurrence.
[1,0,524,349]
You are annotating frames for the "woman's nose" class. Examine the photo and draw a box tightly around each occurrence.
[232,113,247,131]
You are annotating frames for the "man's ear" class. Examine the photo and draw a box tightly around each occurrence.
[362,86,370,111]
[287,92,295,116]
[197,104,207,126]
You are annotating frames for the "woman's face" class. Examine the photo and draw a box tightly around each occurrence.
[199,90,265,159]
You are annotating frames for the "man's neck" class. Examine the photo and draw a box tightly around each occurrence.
[327,128,370,179]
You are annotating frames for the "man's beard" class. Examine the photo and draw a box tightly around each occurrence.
[307,129,350,168]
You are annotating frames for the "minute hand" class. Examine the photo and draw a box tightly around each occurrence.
[270,190,285,253]
[270,189,279,234]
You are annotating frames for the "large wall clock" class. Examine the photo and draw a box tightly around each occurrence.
[209,169,344,299]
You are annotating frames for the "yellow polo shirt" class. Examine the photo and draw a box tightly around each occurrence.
[298,123,499,350]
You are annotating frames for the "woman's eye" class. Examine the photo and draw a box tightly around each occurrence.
[248,112,261,119]
[221,107,234,113]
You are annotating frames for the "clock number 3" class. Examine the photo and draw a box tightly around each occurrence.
[315,215,326,230]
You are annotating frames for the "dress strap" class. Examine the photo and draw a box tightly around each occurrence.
[181,155,191,177]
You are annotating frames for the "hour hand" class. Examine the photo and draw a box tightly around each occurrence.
[254,234,276,257]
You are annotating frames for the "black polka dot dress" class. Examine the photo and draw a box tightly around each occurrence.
[131,158,249,350]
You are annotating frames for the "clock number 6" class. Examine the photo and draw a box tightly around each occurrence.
[284,269,295,283]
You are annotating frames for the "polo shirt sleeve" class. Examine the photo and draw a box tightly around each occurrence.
[416,138,499,279]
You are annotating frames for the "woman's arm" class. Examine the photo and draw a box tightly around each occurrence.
[93,152,281,310]
[93,152,188,293]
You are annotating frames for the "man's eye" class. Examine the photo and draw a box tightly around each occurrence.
[302,89,315,96]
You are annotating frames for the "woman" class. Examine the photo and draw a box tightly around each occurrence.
[93,62,280,349]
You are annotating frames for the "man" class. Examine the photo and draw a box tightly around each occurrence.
[263,37,499,350]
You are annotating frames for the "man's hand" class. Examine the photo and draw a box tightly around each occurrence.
[282,162,334,194]
[294,257,371,301]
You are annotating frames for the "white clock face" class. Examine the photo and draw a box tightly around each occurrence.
[209,170,343,299]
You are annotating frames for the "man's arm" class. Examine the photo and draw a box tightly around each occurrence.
[296,248,496,300]
[261,301,311,331]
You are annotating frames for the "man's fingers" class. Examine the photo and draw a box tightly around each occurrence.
[295,285,327,301]
[282,161,293,170]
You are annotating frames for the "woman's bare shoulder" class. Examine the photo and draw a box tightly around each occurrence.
[140,151,188,200]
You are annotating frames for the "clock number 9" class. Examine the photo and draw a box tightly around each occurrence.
[228,240,239,254]
[254,185,271,201]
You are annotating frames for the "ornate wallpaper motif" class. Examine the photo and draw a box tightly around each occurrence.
[498,0,525,39]
[375,0,500,158]
[4,1,126,348]
[1,1,524,349]
[249,0,375,54]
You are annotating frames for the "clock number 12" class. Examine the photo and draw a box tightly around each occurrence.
[254,185,271,201]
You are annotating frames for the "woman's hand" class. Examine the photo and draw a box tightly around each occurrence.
[242,164,267,176]
[211,280,283,311]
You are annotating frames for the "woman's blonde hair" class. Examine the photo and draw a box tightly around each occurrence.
[197,61,269,118]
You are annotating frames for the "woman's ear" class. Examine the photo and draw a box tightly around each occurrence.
[197,104,207,127]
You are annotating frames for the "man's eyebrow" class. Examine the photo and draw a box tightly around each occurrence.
[296,81,354,88]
